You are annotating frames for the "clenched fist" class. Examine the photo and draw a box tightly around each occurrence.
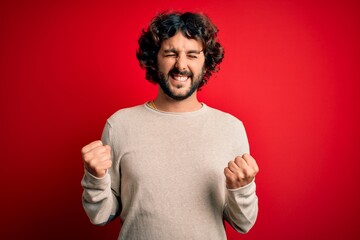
[81,140,112,178]
[224,153,259,189]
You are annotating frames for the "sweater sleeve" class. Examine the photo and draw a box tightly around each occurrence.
[223,118,258,233]
[223,180,258,233]
[81,121,120,225]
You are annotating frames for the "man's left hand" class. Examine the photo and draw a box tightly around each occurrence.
[224,154,259,189]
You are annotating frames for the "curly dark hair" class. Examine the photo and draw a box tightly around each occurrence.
[136,11,224,89]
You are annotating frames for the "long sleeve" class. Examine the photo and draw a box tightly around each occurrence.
[81,121,120,225]
[81,171,119,225]
[222,118,259,233]
[223,180,258,233]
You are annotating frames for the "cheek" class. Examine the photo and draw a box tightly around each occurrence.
[157,60,172,73]
[191,63,206,76]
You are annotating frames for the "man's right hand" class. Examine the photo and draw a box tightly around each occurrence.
[81,140,112,178]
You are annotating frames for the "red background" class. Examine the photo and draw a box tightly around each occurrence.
[1,0,359,239]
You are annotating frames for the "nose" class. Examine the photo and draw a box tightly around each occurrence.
[175,54,187,71]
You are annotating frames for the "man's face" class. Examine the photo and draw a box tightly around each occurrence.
[156,31,206,101]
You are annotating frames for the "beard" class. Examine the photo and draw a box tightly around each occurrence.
[156,66,205,101]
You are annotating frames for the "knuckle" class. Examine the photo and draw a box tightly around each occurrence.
[227,175,235,182]
[81,140,103,155]
[88,160,98,169]
[102,146,109,152]
[236,156,244,162]
[83,154,91,162]
[243,167,250,176]
[81,146,87,155]
[97,146,104,153]
[236,172,244,180]
[236,158,244,166]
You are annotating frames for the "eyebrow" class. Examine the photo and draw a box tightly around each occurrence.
[163,48,203,54]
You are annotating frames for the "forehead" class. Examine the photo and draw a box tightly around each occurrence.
[159,31,203,51]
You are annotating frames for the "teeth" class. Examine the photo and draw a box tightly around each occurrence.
[173,76,188,82]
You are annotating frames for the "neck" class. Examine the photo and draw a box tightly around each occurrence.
[153,89,202,112]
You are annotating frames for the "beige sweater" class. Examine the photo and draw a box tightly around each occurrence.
[82,103,258,240]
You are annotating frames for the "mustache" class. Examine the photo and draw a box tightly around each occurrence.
[169,68,193,77]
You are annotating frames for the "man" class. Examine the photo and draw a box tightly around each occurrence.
[81,11,259,240]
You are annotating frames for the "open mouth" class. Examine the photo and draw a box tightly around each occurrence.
[171,74,190,82]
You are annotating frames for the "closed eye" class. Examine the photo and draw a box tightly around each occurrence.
[187,55,198,59]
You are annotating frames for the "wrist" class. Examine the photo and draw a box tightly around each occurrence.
[85,168,108,180]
